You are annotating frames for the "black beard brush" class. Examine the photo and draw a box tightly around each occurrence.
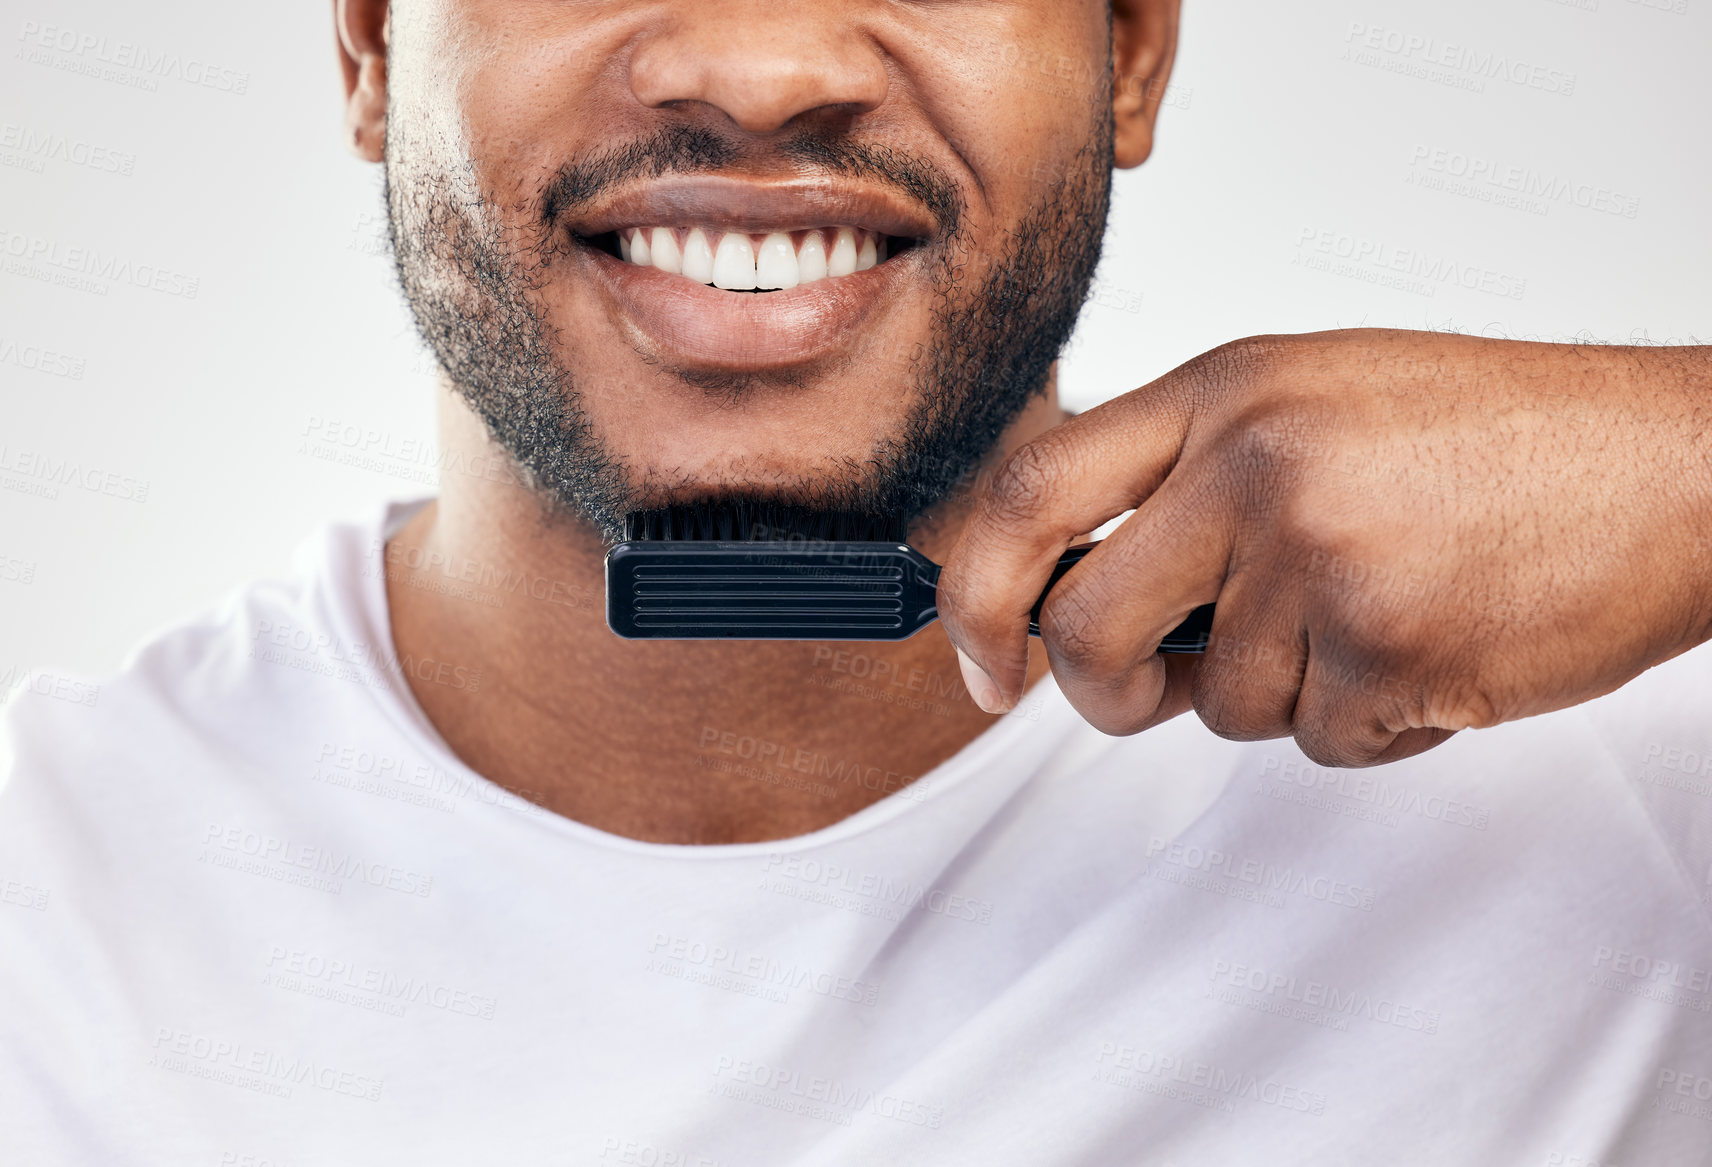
[604,502,1214,650]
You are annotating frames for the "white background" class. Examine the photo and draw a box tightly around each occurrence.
[2,0,1708,679]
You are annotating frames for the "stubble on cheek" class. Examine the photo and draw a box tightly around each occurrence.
[379,27,1117,537]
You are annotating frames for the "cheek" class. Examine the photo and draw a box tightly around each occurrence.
[387,3,484,132]
[883,6,1108,228]
[430,7,636,202]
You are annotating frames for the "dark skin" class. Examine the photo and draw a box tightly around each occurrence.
[938,332,1712,766]
[383,376,1062,843]
[337,0,1712,843]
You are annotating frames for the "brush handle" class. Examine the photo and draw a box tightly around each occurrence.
[1025,543,1215,654]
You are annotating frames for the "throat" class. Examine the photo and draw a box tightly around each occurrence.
[382,501,1044,845]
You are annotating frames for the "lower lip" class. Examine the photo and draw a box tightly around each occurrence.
[580,242,917,371]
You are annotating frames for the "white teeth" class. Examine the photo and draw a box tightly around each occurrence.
[798,231,829,283]
[755,232,799,290]
[712,233,758,290]
[616,226,892,289]
[828,228,858,278]
[649,227,681,275]
[682,228,716,283]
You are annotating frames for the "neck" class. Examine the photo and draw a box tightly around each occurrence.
[385,378,1068,844]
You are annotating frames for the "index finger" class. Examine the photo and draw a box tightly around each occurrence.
[935,371,1199,712]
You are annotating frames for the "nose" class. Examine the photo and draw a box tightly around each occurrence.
[629,3,889,135]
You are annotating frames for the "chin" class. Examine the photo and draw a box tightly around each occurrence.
[583,379,921,482]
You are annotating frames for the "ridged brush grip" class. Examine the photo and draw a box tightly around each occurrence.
[607,542,942,640]
[606,540,1214,651]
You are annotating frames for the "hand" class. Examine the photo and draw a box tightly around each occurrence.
[936,329,1712,766]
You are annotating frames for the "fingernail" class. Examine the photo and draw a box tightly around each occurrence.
[956,648,1005,714]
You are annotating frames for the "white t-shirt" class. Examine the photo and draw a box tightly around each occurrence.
[3,499,1712,1167]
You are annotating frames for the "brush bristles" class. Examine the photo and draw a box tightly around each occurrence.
[624,502,907,544]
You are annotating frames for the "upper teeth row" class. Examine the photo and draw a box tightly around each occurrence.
[617,227,884,290]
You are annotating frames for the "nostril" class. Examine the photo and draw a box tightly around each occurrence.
[628,27,889,136]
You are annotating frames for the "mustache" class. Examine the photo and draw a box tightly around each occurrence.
[536,124,964,238]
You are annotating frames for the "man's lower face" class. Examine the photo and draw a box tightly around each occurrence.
[384,18,1114,540]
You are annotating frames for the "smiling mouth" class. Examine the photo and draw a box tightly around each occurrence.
[579,226,921,292]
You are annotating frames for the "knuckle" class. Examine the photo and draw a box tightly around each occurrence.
[1185,334,1292,397]
[1081,703,1152,738]
[1203,628,1303,699]
[1193,636,1299,742]
[1426,680,1505,732]
[1037,585,1108,675]
[1293,721,1379,770]
[1059,658,1168,738]
[1192,684,1273,743]
[1194,699,1249,743]
[1295,734,1356,769]
[1225,405,1319,485]
[1313,593,1428,678]
[1330,608,1402,665]
[1268,498,1352,579]
[980,439,1069,527]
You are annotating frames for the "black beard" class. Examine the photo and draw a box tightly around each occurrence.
[385,114,1112,543]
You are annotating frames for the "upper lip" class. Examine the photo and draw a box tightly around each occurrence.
[560,176,942,242]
